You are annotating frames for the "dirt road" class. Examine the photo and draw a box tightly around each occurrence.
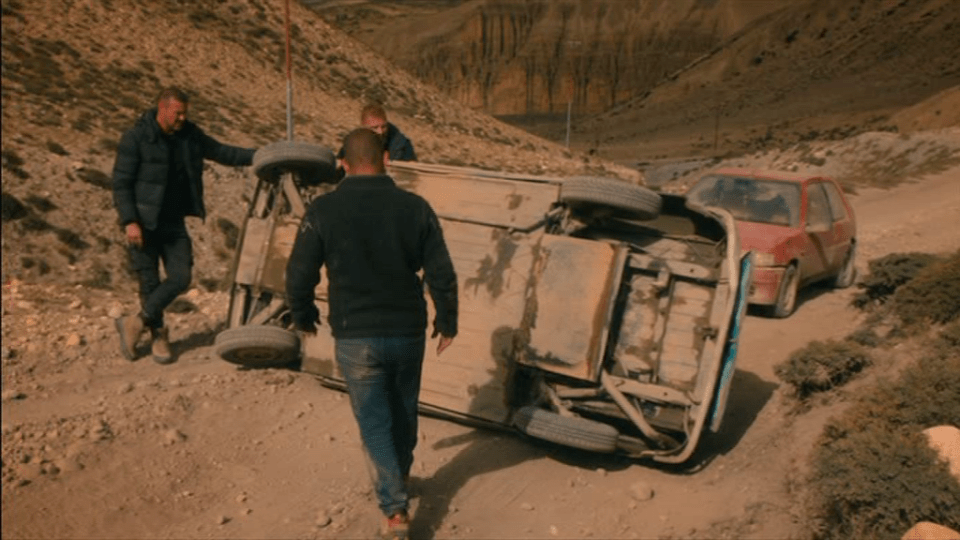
[2,167,958,540]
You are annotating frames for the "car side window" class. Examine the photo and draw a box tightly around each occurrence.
[821,182,848,222]
[806,184,832,231]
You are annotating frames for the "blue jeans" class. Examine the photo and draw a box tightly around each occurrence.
[336,335,425,517]
[128,219,192,329]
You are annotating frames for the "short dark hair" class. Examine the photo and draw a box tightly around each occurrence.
[360,103,386,121]
[157,86,190,104]
[342,128,385,171]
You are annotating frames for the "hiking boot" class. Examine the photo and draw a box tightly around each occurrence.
[115,314,144,361]
[151,327,174,365]
[379,511,409,540]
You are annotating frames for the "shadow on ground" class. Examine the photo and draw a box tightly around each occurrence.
[686,368,779,470]
[412,428,634,539]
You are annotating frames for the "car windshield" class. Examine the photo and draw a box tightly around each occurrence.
[687,174,801,227]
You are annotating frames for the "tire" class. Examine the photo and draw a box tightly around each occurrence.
[560,176,662,221]
[833,243,857,289]
[772,264,800,318]
[252,141,337,185]
[513,405,618,453]
[215,325,300,367]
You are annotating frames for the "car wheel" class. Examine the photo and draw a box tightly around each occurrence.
[773,264,800,318]
[252,140,337,184]
[560,176,662,221]
[833,243,857,289]
[512,405,618,453]
[215,325,300,367]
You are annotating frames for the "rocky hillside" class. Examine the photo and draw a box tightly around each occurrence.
[576,0,960,160]
[312,0,790,116]
[312,0,960,163]
[0,0,637,294]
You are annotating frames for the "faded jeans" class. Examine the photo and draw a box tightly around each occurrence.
[335,335,425,517]
[128,219,192,329]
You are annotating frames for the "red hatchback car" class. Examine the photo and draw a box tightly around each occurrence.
[686,168,857,317]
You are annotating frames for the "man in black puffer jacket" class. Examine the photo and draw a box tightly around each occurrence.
[112,87,255,364]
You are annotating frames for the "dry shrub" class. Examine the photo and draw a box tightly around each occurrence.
[76,168,113,190]
[774,339,872,400]
[25,194,57,213]
[215,217,240,249]
[892,250,960,326]
[852,252,940,308]
[21,257,51,275]
[1,191,29,221]
[198,277,222,292]
[805,325,960,539]
[168,298,198,314]
[1,148,29,179]
[55,228,90,250]
[846,326,881,348]
[808,428,960,540]
[933,320,960,355]
[82,265,112,290]
[21,215,52,232]
[46,140,69,156]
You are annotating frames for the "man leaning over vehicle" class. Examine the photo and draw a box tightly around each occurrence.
[112,86,255,364]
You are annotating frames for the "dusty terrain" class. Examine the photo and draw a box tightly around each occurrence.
[3,157,957,540]
[2,0,960,539]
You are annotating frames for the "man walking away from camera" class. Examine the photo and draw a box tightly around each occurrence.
[286,128,457,539]
[112,86,255,364]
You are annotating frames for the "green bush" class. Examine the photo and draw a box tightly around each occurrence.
[853,252,940,308]
[806,348,960,539]
[892,251,960,325]
[775,339,873,400]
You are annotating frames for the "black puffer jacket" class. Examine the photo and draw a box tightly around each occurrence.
[112,109,254,231]
[384,122,417,162]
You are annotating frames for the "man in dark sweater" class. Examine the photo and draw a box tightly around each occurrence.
[286,128,457,539]
[112,87,255,364]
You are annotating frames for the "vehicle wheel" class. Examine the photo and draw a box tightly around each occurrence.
[215,325,300,367]
[252,141,337,185]
[513,405,618,453]
[772,264,800,318]
[560,176,662,221]
[833,243,857,289]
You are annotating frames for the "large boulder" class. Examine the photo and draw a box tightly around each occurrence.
[923,425,960,483]
[901,521,960,540]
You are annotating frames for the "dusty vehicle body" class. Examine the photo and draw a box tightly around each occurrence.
[217,150,751,464]
[685,168,857,318]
